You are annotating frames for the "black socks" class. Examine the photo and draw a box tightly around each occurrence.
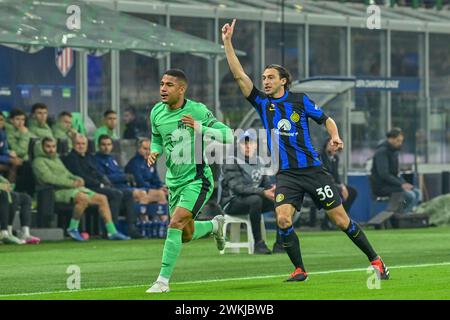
[279,226,305,271]
[344,220,378,261]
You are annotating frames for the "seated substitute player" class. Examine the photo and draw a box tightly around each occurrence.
[95,134,161,236]
[222,19,389,281]
[146,69,233,293]
[125,137,169,221]
[32,137,129,241]
[220,130,283,254]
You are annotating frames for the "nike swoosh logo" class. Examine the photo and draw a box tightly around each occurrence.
[326,201,335,207]
[352,230,361,239]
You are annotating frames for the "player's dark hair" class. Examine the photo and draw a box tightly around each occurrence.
[103,109,117,118]
[98,134,113,145]
[31,103,48,114]
[9,108,26,119]
[42,137,54,147]
[264,64,292,90]
[58,111,72,118]
[386,127,403,139]
[164,69,188,85]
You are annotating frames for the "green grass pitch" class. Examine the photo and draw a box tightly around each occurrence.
[1,227,450,300]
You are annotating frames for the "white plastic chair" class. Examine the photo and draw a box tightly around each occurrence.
[219,214,266,255]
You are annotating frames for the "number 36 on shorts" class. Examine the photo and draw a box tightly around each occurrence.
[315,185,334,201]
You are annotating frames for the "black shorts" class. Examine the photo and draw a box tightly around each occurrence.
[274,167,342,211]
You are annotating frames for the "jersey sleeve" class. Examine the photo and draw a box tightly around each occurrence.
[303,94,328,125]
[150,107,163,155]
[198,105,233,144]
[200,106,219,128]
[246,85,266,113]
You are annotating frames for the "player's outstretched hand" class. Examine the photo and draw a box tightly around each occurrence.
[331,136,344,152]
[181,114,202,133]
[147,152,159,167]
[221,19,236,43]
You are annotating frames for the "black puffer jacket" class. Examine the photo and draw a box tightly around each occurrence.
[219,155,272,207]
[62,150,111,189]
[370,140,405,196]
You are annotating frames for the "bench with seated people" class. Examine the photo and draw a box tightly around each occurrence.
[32,137,129,241]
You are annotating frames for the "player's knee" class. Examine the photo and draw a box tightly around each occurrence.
[335,218,348,230]
[330,212,349,230]
[168,219,184,230]
[277,214,292,229]
[92,194,108,207]
[137,190,146,199]
[99,194,108,204]
[75,193,88,206]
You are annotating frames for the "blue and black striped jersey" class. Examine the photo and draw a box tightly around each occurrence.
[246,86,328,171]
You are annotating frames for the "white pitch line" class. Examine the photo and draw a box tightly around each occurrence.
[1,261,450,298]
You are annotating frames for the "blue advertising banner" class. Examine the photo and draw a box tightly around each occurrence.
[355,77,420,92]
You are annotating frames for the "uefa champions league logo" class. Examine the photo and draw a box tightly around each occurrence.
[251,168,263,182]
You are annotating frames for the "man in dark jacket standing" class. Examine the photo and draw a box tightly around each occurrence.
[370,128,421,213]
[220,130,283,254]
[63,134,141,238]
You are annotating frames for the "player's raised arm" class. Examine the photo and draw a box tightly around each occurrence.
[222,19,254,98]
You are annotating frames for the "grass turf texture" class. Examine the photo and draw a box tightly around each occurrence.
[1,227,450,300]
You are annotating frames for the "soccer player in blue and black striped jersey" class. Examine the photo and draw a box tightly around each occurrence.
[222,19,389,282]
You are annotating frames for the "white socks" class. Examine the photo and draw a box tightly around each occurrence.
[22,226,30,238]
[157,275,169,285]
